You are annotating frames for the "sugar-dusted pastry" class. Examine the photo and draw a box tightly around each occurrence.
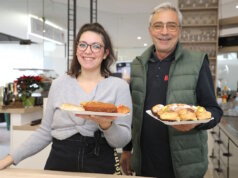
[195,106,212,120]
[178,108,197,121]
[159,111,180,122]
[152,104,164,116]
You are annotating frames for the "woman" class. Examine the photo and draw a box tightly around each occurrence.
[0,23,132,174]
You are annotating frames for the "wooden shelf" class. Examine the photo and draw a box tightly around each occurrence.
[181,41,217,44]
[182,24,217,27]
[180,7,218,11]
[209,57,217,61]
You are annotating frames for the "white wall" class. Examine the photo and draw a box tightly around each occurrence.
[0,0,67,86]
[217,55,238,91]
[0,44,43,86]
[0,43,66,87]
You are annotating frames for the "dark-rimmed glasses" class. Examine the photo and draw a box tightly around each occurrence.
[151,22,180,32]
[77,41,104,53]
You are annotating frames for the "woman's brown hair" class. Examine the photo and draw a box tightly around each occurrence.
[68,23,116,78]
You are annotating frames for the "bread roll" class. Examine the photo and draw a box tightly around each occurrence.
[117,105,130,114]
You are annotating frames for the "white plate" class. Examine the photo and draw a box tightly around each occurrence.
[73,110,129,117]
[62,108,129,117]
[146,110,214,125]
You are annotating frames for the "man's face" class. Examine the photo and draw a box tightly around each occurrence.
[149,9,181,59]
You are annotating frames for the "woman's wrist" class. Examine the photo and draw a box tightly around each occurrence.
[0,155,14,170]
[99,121,112,130]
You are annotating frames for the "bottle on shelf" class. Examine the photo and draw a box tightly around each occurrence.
[3,87,9,105]
[234,92,238,114]
[222,86,228,103]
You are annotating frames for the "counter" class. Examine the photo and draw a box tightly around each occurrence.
[0,106,43,152]
[209,116,238,178]
[219,116,238,147]
[0,168,144,178]
[0,106,47,169]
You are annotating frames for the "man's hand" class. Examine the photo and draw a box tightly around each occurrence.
[0,155,14,170]
[171,123,199,132]
[120,151,132,175]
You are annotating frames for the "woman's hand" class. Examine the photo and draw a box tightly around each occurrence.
[0,155,14,170]
[120,151,132,175]
[75,114,117,130]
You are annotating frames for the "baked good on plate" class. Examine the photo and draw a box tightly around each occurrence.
[195,106,212,120]
[152,104,164,116]
[82,101,117,113]
[159,111,180,122]
[151,103,211,122]
[61,103,85,111]
[178,108,197,121]
[117,105,130,114]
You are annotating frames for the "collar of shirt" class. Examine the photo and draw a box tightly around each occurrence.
[149,44,178,63]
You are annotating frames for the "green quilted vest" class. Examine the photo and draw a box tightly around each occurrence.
[130,43,208,178]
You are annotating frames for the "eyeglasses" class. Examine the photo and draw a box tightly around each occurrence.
[77,41,104,53]
[151,22,180,32]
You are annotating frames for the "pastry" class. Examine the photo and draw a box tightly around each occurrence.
[196,106,211,120]
[152,104,164,116]
[61,103,85,111]
[83,101,117,113]
[178,108,197,121]
[117,105,130,114]
[159,111,180,122]
[150,103,211,122]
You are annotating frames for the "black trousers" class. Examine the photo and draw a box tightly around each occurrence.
[44,131,121,174]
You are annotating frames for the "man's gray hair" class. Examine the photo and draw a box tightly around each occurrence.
[149,2,183,26]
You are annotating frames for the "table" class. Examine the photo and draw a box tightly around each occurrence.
[0,168,146,178]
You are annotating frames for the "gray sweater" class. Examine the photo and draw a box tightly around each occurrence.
[11,74,132,164]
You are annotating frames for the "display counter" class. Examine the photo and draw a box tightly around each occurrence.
[0,168,144,178]
[0,106,43,152]
[209,116,238,178]
[0,106,47,169]
[219,116,238,146]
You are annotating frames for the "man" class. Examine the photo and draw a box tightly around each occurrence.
[120,2,223,178]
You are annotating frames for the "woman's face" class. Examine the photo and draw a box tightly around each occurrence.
[76,31,109,72]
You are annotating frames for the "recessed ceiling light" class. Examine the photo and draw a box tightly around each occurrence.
[144,43,148,47]
[236,5,238,8]
[137,36,142,40]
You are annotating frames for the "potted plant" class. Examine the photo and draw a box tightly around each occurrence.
[16,75,42,107]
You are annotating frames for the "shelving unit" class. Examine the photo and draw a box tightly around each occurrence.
[178,0,219,87]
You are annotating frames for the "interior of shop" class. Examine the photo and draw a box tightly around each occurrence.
[0,0,238,178]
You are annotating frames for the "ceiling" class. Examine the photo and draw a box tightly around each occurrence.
[51,0,178,48]
[0,0,238,49]
[49,0,238,48]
